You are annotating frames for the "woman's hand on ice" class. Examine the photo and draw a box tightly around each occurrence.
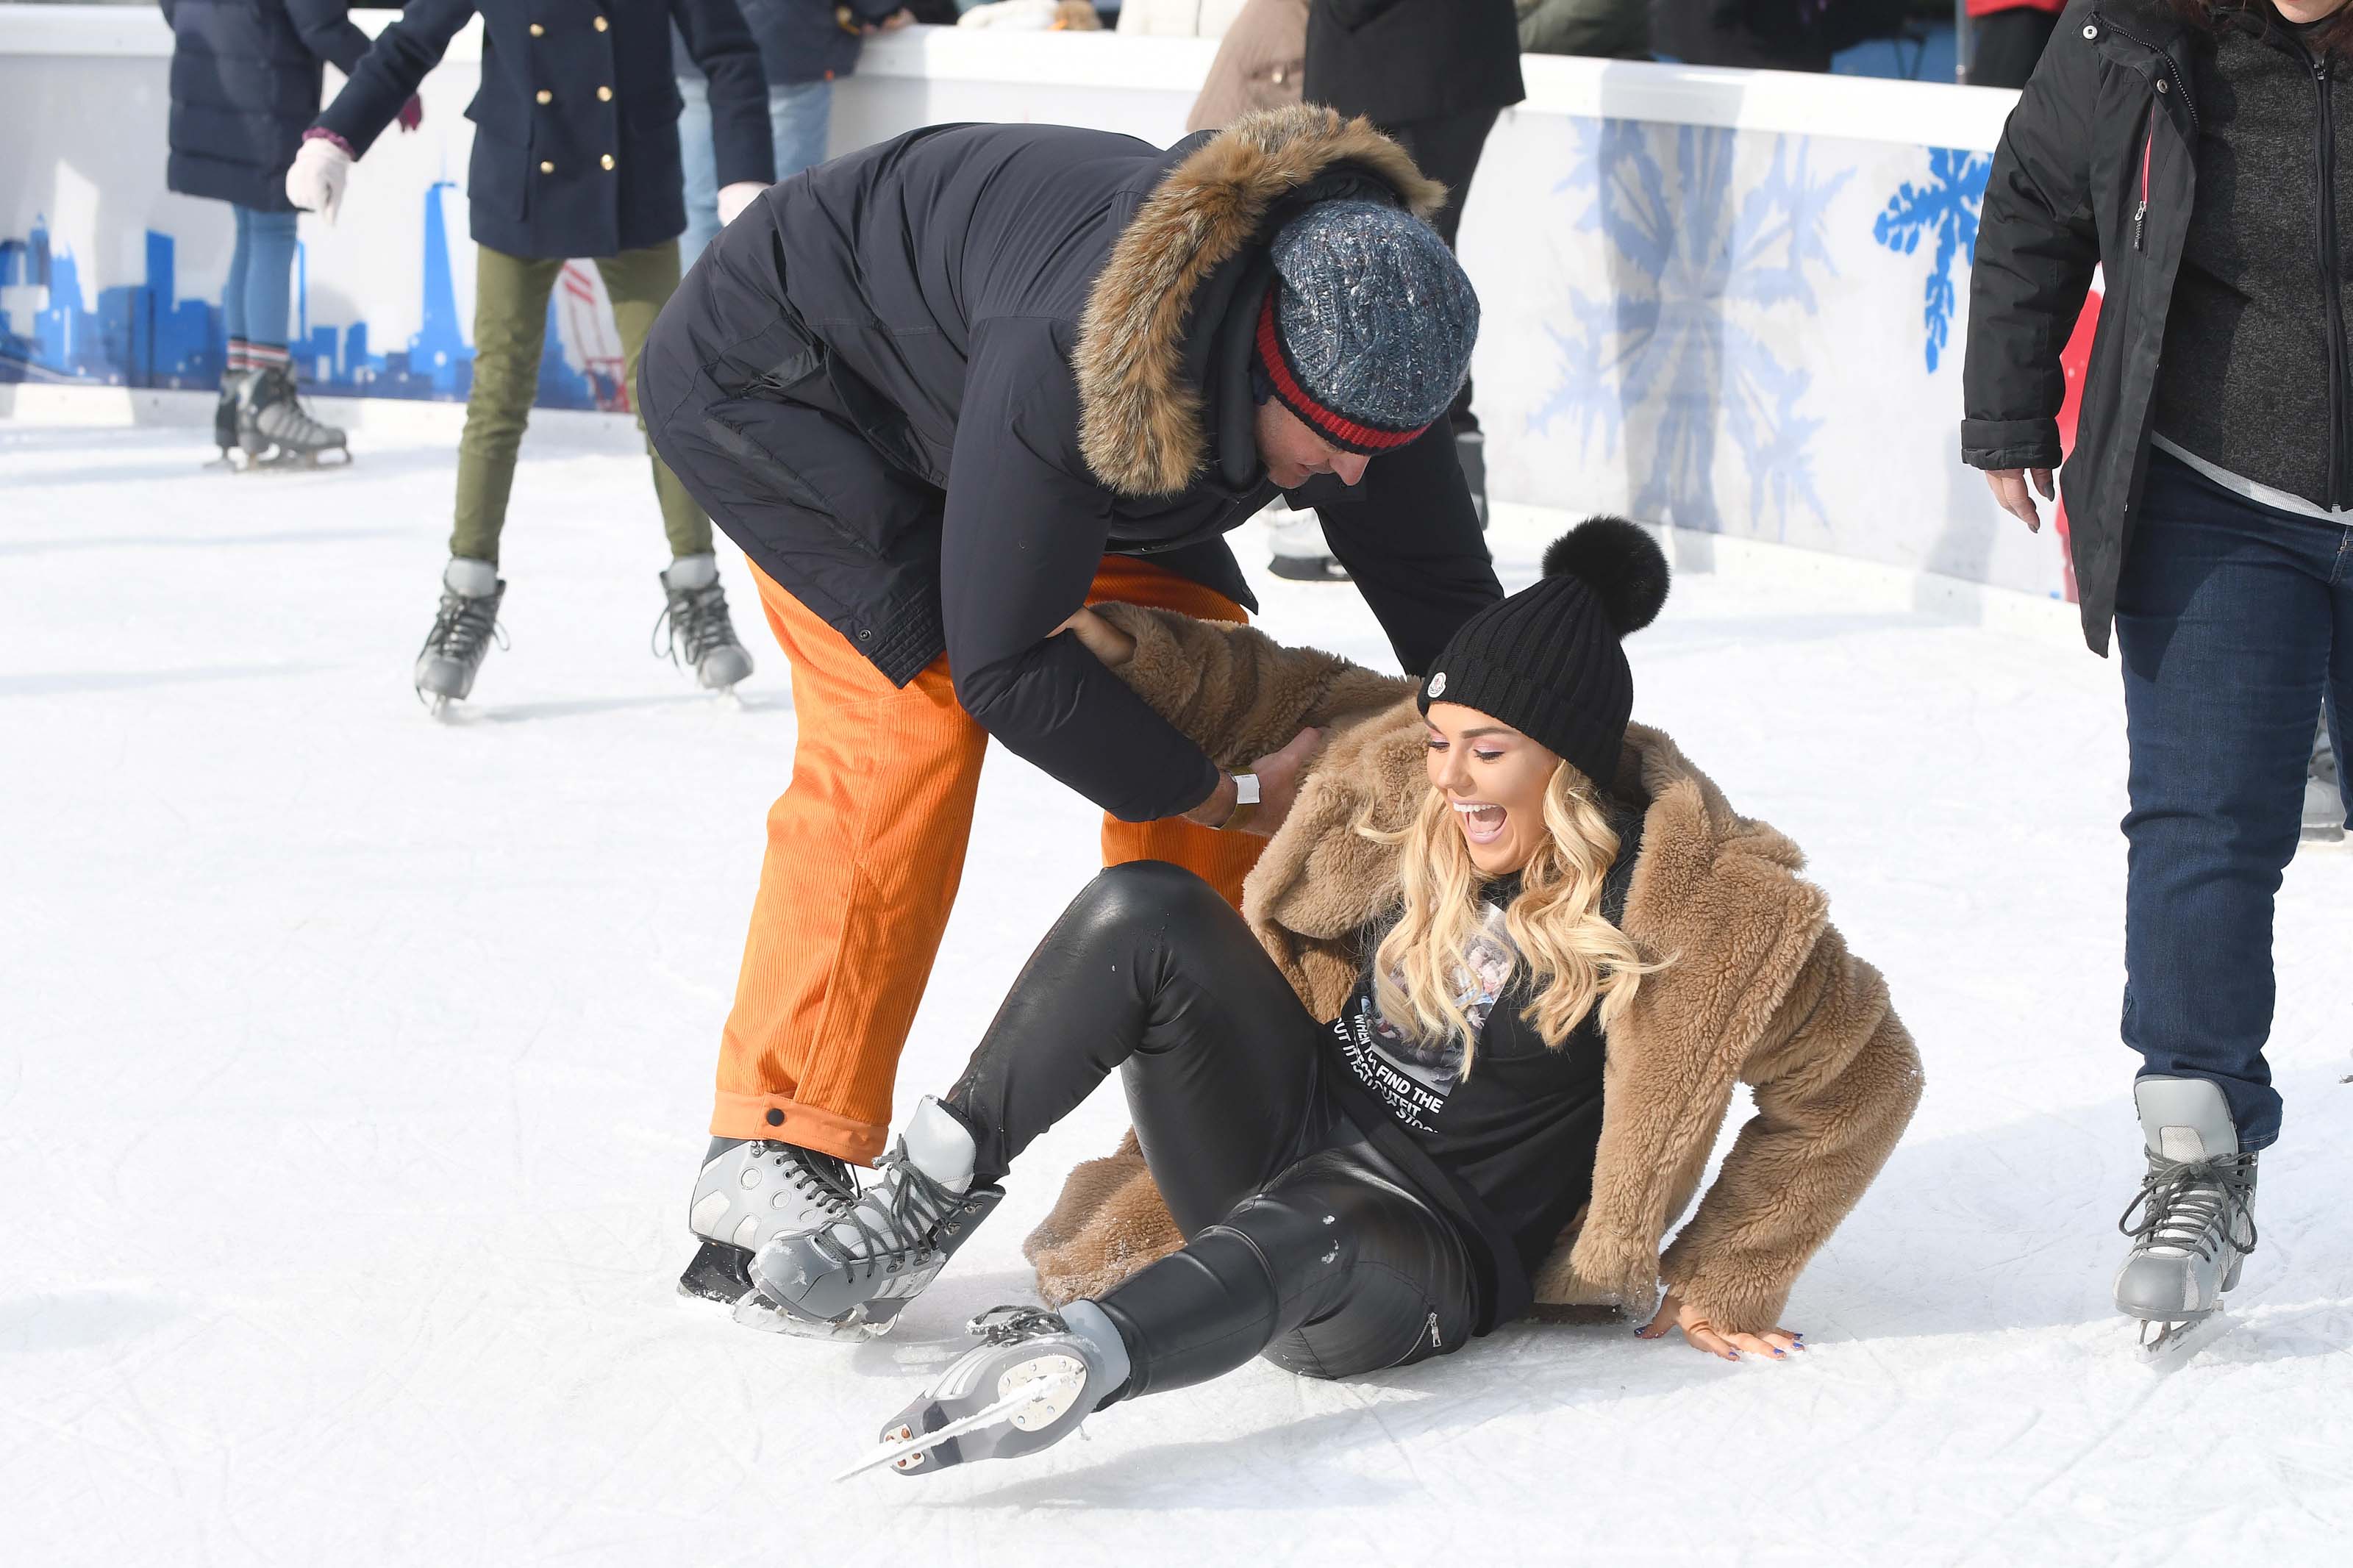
[1985,467,2054,533]
[1637,1294,1804,1362]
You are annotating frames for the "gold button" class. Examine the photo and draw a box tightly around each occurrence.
[535,89,551,104]
[529,22,543,36]
[594,15,608,29]
[539,160,554,173]
[601,154,615,171]
[597,86,613,101]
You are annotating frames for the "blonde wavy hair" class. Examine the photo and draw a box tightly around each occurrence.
[1365,762,1662,1073]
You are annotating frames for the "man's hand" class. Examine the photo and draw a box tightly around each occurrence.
[1183,727,1324,837]
[1985,467,2055,533]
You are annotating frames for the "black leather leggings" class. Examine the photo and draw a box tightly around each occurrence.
[945,862,1477,1398]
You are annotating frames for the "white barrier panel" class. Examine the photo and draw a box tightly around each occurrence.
[0,7,2060,601]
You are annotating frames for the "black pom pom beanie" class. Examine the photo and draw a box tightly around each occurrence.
[1416,515,1671,790]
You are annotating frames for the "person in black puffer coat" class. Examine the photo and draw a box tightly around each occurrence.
[1962,0,2352,1348]
[1267,0,1521,577]
[160,0,413,462]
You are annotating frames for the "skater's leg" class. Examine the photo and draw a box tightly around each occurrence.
[593,241,713,560]
[943,861,1335,1230]
[238,207,299,373]
[713,562,989,1162]
[2330,550,2352,820]
[224,205,251,358]
[745,861,1323,1332]
[674,74,721,271]
[1091,1145,1477,1400]
[451,246,563,566]
[2115,454,2338,1151]
[865,1148,1475,1476]
[771,78,833,180]
[1083,556,1266,910]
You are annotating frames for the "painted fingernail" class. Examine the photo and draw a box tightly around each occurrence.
[1724,1351,1738,1361]
[1771,1350,1785,1358]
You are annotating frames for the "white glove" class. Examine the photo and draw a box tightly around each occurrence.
[716,181,767,228]
[285,137,354,224]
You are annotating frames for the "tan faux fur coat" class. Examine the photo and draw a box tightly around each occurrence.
[1023,606,1924,1336]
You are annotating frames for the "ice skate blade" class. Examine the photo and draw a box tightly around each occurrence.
[730,1289,902,1342]
[421,692,455,722]
[2136,1311,2231,1364]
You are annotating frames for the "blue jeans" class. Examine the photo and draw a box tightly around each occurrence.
[2115,449,2353,1150]
[224,205,299,348]
[675,76,834,268]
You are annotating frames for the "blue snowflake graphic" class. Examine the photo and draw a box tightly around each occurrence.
[1873,147,1993,373]
[1529,120,1846,536]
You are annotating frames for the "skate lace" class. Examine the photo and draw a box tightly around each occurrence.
[651,582,740,669]
[248,370,342,448]
[2117,1150,2259,1262]
[967,1305,1071,1346]
[810,1142,961,1278]
[421,588,509,665]
[757,1140,854,1209]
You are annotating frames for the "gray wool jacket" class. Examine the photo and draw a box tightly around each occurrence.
[2146,15,2353,515]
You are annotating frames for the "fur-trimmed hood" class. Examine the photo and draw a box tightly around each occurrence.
[1023,606,1924,1336]
[1074,104,1445,498]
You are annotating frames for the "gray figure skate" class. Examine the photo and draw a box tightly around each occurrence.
[840,1303,1129,1480]
[2114,1075,2259,1356]
[209,369,250,467]
[2304,713,2344,843]
[1265,503,1349,582]
[653,554,754,695]
[747,1096,1004,1340]
[413,558,507,717]
[234,366,349,468]
[679,1136,857,1329]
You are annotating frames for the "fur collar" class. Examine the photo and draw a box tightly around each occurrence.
[1074,105,1444,498]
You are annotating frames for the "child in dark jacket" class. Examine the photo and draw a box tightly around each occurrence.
[160,0,415,464]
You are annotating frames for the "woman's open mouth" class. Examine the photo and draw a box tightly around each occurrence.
[1452,800,1507,846]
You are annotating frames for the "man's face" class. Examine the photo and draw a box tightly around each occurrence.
[1254,398,1372,490]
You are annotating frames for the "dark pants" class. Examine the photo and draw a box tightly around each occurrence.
[945,862,1478,1397]
[2115,450,2353,1150]
[1966,7,2061,91]
[1384,107,1499,434]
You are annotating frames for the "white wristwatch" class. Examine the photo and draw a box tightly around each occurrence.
[1231,772,1262,806]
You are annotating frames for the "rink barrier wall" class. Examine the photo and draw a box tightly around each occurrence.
[1,6,2069,604]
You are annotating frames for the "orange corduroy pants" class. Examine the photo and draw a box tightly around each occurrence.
[714,556,1266,1163]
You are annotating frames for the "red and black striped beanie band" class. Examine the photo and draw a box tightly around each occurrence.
[1254,291,1432,457]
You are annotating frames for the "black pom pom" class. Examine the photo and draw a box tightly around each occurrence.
[1540,515,1670,636]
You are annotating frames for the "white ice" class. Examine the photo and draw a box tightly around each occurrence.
[3,412,2349,1566]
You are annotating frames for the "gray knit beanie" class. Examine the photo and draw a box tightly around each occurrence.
[1256,199,1479,455]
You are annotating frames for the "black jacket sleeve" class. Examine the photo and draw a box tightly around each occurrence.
[288,0,373,76]
[315,0,474,157]
[1960,0,2103,472]
[672,0,777,188]
[1293,421,1503,676]
[940,320,1226,823]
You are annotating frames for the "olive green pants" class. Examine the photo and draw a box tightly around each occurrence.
[451,240,709,565]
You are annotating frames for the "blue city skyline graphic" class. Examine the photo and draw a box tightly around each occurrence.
[1,182,615,411]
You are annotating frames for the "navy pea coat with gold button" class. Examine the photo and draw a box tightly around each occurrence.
[315,0,774,260]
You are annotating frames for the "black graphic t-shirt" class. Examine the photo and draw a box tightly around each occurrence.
[1324,806,1643,1281]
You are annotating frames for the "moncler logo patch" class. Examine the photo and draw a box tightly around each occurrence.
[1427,672,1448,698]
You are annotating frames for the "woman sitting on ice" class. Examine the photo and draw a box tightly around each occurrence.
[746,518,1921,1477]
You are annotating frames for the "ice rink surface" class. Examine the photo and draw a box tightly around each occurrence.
[4,416,2349,1566]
